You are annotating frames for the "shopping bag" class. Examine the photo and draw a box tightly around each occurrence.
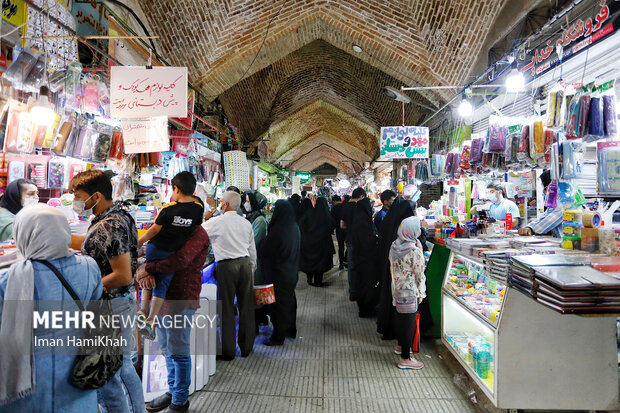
[253,284,275,305]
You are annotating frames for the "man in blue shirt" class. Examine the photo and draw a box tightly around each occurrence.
[519,170,564,237]
[374,189,396,232]
[471,183,520,228]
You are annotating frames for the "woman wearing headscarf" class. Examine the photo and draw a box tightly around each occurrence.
[0,179,39,241]
[289,193,302,220]
[261,200,301,346]
[297,197,314,222]
[349,197,378,317]
[243,191,269,330]
[299,197,335,286]
[0,204,102,412]
[389,216,426,370]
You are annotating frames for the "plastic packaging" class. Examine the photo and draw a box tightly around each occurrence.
[487,115,508,153]
[459,145,471,172]
[4,101,28,153]
[544,129,555,163]
[602,80,617,138]
[52,115,77,155]
[2,48,40,89]
[109,131,124,160]
[518,124,530,162]
[597,141,620,194]
[7,159,25,183]
[584,92,605,142]
[82,76,99,114]
[22,56,46,94]
[545,180,559,209]
[528,118,545,159]
[562,141,576,179]
[48,157,67,188]
[576,93,591,138]
[27,156,47,188]
[65,62,83,110]
[98,80,110,118]
[470,138,484,164]
[546,84,566,127]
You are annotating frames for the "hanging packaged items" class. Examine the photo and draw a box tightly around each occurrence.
[3,48,40,90]
[65,62,83,111]
[444,152,455,175]
[562,141,576,179]
[487,115,508,153]
[109,131,124,160]
[22,57,46,94]
[4,101,28,153]
[459,145,470,171]
[583,90,605,142]
[544,180,559,209]
[98,80,111,118]
[430,154,442,176]
[602,79,617,139]
[518,124,530,162]
[549,143,561,181]
[415,161,429,182]
[544,129,555,163]
[557,182,575,206]
[91,130,112,163]
[529,118,545,159]
[481,152,492,168]
[7,154,26,183]
[48,157,67,188]
[597,141,620,195]
[565,92,580,139]
[470,138,484,164]
[82,76,100,114]
[52,114,77,155]
[27,156,47,188]
[576,92,591,138]
[546,84,566,127]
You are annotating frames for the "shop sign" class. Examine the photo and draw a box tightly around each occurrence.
[121,117,169,154]
[2,0,24,27]
[520,0,620,80]
[170,89,195,129]
[110,66,188,119]
[379,125,429,160]
[72,0,109,37]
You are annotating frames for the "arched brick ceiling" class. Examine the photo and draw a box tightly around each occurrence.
[218,40,431,145]
[289,146,359,175]
[142,0,509,103]
[278,132,373,168]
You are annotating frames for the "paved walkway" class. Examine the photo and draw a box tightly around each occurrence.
[189,267,476,412]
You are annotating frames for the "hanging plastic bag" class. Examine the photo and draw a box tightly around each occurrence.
[544,180,559,208]
[487,115,508,153]
[459,145,470,171]
[583,88,605,142]
[546,83,566,128]
[602,79,617,139]
[557,182,575,206]
[597,142,620,195]
[544,129,556,163]
[3,47,40,89]
[529,118,545,159]
[470,138,484,164]
[82,76,100,114]
[48,157,67,189]
[22,56,46,94]
[576,91,591,138]
[562,141,576,179]
[518,124,530,162]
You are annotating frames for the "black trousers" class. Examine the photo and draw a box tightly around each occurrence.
[215,257,255,358]
[269,281,297,342]
[395,311,417,359]
[306,272,324,285]
[336,228,346,265]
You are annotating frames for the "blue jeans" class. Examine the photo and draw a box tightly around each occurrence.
[157,307,196,406]
[146,243,175,299]
[97,294,145,413]
[346,242,356,300]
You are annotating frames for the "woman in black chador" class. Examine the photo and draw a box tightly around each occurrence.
[299,197,335,286]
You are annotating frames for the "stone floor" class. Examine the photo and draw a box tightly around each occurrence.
[188,267,477,413]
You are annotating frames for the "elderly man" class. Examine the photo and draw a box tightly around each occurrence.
[203,191,257,360]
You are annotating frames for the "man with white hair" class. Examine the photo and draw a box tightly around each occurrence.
[203,191,257,360]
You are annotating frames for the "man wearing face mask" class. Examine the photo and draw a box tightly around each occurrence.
[471,183,520,228]
[0,179,39,241]
[68,170,144,413]
[518,170,564,237]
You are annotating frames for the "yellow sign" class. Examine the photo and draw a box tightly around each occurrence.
[3,0,25,27]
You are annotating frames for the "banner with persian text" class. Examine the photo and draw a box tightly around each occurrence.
[379,126,430,160]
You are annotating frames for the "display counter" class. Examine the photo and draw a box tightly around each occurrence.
[441,247,619,411]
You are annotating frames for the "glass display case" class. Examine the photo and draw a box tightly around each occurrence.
[442,253,507,327]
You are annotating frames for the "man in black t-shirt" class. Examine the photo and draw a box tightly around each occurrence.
[340,187,366,301]
[137,172,204,339]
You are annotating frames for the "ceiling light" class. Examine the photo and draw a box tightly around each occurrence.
[352,45,362,53]
[381,86,411,104]
[30,86,56,125]
[458,99,473,117]
[505,68,525,93]
[339,179,351,189]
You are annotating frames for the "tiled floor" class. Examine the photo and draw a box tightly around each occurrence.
[189,267,476,412]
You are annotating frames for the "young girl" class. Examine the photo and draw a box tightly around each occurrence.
[389,216,426,369]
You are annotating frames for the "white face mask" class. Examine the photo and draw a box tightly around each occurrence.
[73,194,98,217]
[23,197,39,208]
[244,201,252,212]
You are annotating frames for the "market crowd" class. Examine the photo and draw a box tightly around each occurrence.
[0,169,561,413]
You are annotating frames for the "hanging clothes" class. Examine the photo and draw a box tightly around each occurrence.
[261,200,301,343]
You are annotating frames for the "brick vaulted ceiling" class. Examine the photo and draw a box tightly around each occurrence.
[142,0,514,173]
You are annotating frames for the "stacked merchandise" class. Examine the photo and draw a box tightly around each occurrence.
[481,249,532,281]
[444,332,494,390]
[509,255,620,314]
[444,254,506,324]
[446,238,495,255]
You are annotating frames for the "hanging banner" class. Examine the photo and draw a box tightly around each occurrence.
[170,89,195,129]
[379,125,429,160]
[110,66,188,119]
[2,0,25,27]
[520,0,620,81]
[121,117,169,154]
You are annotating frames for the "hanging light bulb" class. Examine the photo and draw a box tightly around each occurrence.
[339,179,351,189]
[505,68,525,93]
[30,86,56,125]
[458,99,473,117]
